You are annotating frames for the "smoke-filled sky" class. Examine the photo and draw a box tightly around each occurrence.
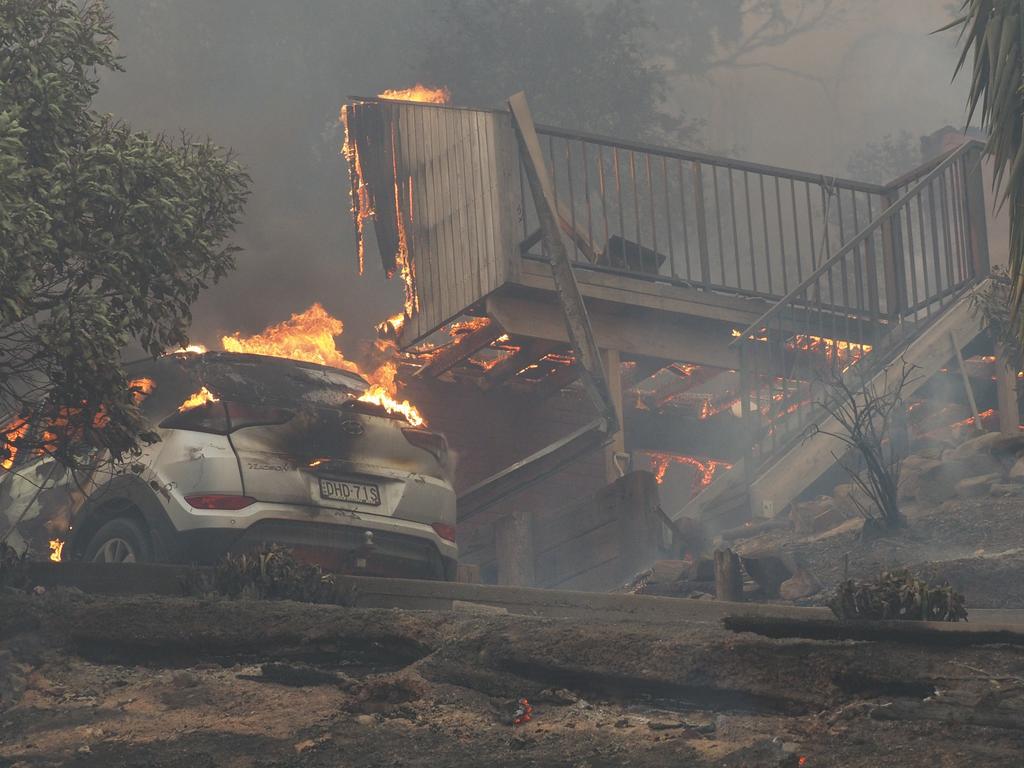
[94,0,967,355]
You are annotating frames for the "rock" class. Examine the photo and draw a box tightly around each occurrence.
[1009,456,1024,480]
[955,473,1003,499]
[898,458,942,502]
[790,496,834,535]
[918,459,997,505]
[990,483,1024,497]
[950,431,1005,458]
[739,554,793,597]
[812,505,850,534]
[779,568,821,600]
[355,714,376,726]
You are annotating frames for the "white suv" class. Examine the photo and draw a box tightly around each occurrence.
[0,351,457,580]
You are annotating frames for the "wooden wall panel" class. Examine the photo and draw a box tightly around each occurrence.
[352,101,522,345]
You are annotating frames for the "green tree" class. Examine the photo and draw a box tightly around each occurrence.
[947,1,1024,335]
[0,0,249,468]
[420,0,696,145]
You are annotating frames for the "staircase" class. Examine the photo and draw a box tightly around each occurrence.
[674,140,991,528]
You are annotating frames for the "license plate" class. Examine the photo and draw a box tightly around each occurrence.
[318,477,381,506]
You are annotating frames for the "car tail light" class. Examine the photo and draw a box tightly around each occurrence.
[185,494,256,510]
[431,522,457,542]
[402,428,448,466]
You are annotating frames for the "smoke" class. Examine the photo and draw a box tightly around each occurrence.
[94,0,969,353]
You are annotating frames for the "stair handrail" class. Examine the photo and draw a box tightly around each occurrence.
[729,139,984,347]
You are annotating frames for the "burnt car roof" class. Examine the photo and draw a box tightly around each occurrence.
[127,351,369,418]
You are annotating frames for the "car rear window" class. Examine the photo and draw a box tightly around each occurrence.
[127,352,368,421]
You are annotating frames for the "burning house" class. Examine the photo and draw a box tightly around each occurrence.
[336,88,1015,590]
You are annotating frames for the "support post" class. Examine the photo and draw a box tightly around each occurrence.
[494,509,535,587]
[507,92,618,436]
[995,342,1020,436]
[714,548,743,602]
[963,146,990,278]
[603,348,625,483]
[950,331,983,433]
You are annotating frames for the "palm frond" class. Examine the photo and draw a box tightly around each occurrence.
[950,1,1024,336]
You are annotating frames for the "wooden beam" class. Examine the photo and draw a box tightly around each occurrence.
[411,319,504,380]
[603,349,626,483]
[950,331,983,434]
[508,92,617,434]
[494,510,535,587]
[531,361,581,399]
[478,339,562,391]
[995,343,1020,436]
[486,292,739,370]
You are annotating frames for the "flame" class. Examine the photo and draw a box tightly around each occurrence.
[391,126,418,316]
[644,451,733,496]
[49,538,64,563]
[129,377,157,405]
[170,344,207,355]
[789,334,871,368]
[358,385,424,427]
[340,105,374,275]
[221,304,359,373]
[1,417,29,471]
[377,312,406,340]
[378,84,451,104]
[178,386,219,412]
[699,397,740,420]
[219,304,425,426]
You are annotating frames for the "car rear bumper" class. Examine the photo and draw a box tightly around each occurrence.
[161,502,457,580]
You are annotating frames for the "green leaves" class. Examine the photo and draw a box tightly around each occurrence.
[948,1,1024,337]
[0,0,250,467]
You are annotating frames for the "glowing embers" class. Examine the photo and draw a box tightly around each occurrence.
[642,451,733,497]
[788,334,872,368]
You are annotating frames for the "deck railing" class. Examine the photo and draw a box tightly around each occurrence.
[730,140,987,472]
[521,125,897,303]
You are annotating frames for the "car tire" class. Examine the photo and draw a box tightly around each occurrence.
[82,517,152,564]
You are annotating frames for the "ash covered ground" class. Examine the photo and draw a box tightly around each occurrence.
[3,592,1024,768]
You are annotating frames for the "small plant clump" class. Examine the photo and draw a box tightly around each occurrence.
[194,544,338,603]
[829,570,968,622]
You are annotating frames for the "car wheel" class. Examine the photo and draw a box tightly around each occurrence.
[83,518,151,564]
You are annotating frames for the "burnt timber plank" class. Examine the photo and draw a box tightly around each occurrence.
[508,92,617,434]
[478,339,562,391]
[412,319,504,380]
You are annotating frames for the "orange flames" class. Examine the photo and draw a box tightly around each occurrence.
[340,106,374,275]
[178,386,219,413]
[789,334,871,368]
[645,452,733,497]
[378,84,451,104]
[49,539,64,563]
[216,304,425,426]
[1,418,29,471]
[222,303,359,373]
